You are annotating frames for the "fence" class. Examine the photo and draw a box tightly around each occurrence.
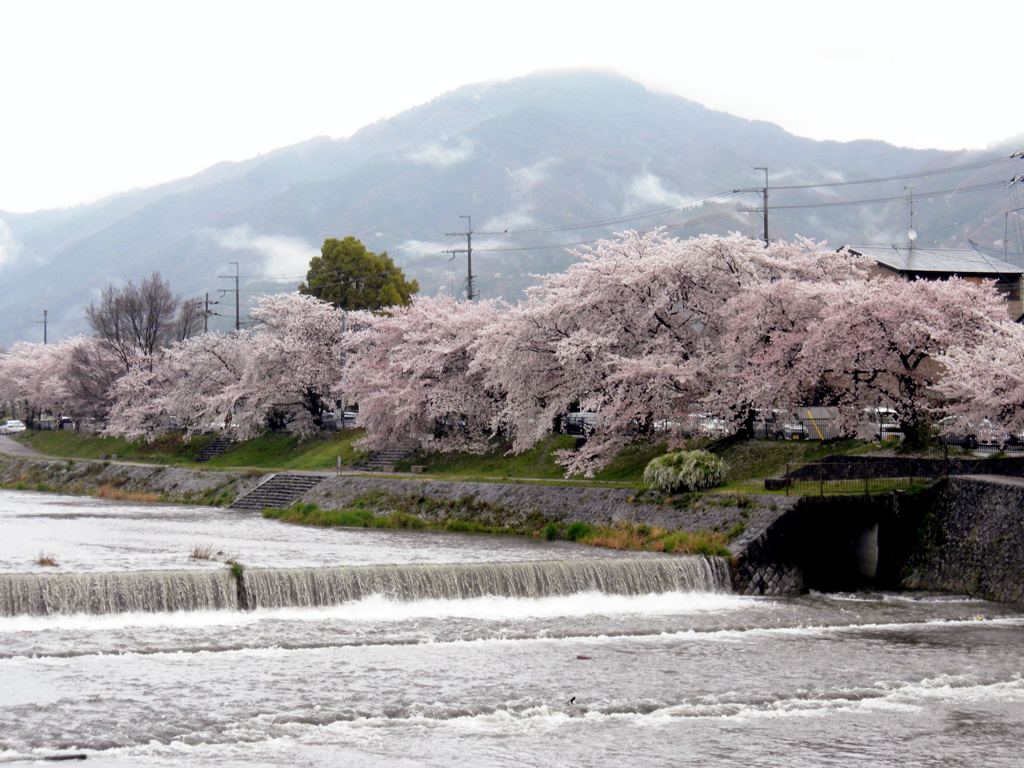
[781,463,927,496]
[776,448,1022,496]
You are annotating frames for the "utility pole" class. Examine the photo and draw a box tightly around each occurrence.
[218,262,240,330]
[203,293,221,333]
[734,167,769,245]
[36,310,47,344]
[444,215,475,301]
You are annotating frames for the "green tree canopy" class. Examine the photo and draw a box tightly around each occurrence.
[299,237,419,310]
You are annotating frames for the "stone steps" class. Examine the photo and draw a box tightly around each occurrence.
[353,442,417,471]
[197,437,231,463]
[229,473,325,511]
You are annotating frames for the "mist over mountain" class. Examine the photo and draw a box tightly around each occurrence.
[1,70,1020,348]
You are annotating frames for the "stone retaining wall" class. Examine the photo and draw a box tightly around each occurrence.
[786,454,1024,481]
[900,476,1024,603]
[0,456,262,505]
[305,474,797,539]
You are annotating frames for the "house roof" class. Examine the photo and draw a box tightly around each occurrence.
[846,245,1023,277]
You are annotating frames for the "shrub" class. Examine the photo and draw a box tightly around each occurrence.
[565,521,594,542]
[643,450,728,494]
[541,522,560,541]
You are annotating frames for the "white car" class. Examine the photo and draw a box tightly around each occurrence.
[0,419,27,435]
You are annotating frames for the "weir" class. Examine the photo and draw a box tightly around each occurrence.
[0,557,730,616]
[240,557,731,610]
[0,570,239,617]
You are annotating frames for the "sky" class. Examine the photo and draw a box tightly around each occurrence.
[1,0,1019,213]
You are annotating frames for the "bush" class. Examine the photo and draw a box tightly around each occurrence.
[643,450,728,494]
[565,521,594,542]
[541,522,560,541]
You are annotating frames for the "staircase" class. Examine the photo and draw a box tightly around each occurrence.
[197,437,231,463]
[353,442,417,471]
[230,473,325,511]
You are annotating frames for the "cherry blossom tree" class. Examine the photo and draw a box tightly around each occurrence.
[105,331,253,440]
[800,276,1009,445]
[935,319,1024,436]
[107,293,351,441]
[344,295,505,453]
[238,293,351,437]
[0,342,65,426]
[473,230,870,474]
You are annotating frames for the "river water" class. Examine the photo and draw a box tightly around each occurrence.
[2,490,1023,766]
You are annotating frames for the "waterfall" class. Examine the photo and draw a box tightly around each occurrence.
[241,557,731,610]
[0,570,239,617]
[0,557,731,616]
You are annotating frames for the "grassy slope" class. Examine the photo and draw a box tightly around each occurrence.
[16,429,368,470]
[395,434,667,483]
[16,428,883,488]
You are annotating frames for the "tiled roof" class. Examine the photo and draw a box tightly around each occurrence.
[846,245,1023,276]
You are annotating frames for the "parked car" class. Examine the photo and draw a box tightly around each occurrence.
[565,411,599,436]
[0,419,27,435]
[1002,430,1024,452]
[936,417,979,450]
[777,413,808,440]
[858,407,902,442]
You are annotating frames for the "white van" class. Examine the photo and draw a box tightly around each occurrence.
[858,407,902,442]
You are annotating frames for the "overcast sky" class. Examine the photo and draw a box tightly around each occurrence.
[1,1,1018,213]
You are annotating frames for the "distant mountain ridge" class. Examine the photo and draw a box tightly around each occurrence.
[1,70,1020,347]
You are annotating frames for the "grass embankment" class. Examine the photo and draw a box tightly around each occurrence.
[397,433,881,490]
[263,502,734,557]
[17,429,368,470]
[713,437,878,493]
[15,426,935,499]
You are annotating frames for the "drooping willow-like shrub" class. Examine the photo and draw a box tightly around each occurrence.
[643,450,728,494]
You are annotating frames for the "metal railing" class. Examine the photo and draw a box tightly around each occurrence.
[782,463,927,496]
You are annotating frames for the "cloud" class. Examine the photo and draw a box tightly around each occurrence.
[0,218,22,270]
[406,137,475,168]
[482,210,537,232]
[626,172,697,211]
[203,226,318,280]
[507,159,554,193]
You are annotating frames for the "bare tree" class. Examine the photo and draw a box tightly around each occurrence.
[86,272,190,371]
[172,297,205,342]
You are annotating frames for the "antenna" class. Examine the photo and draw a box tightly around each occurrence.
[905,185,917,251]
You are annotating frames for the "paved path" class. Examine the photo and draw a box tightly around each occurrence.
[0,435,45,458]
[960,474,1024,488]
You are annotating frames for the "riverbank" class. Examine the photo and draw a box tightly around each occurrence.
[6,453,1024,603]
[0,455,264,506]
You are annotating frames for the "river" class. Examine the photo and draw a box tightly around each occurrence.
[1,490,1023,766]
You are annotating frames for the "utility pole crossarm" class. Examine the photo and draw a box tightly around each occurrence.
[444,215,475,301]
[733,167,769,245]
[217,262,241,330]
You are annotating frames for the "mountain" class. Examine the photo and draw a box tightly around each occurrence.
[1,70,1020,348]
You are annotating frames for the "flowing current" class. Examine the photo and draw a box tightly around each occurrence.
[2,490,1023,766]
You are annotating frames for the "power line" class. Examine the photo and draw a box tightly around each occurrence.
[769,154,1021,191]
